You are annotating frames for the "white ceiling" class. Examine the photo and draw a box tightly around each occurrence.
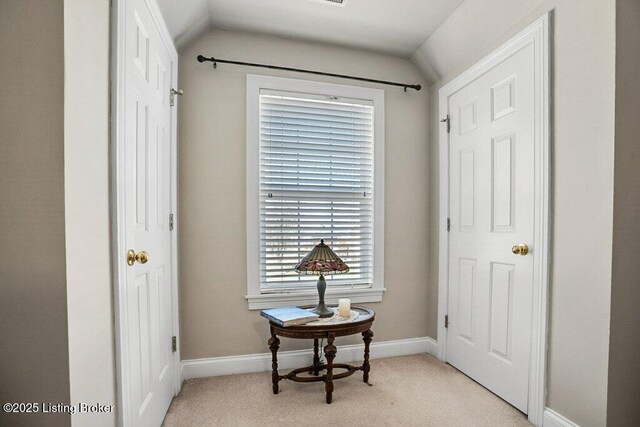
[157,0,465,57]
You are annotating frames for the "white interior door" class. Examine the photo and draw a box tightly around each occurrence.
[121,0,176,424]
[447,42,535,413]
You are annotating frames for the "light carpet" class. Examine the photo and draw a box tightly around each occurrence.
[163,354,530,426]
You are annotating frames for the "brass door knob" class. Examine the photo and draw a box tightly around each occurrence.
[127,249,149,266]
[512,244,529,256]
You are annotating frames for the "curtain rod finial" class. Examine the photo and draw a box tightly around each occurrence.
[197,55,206,63]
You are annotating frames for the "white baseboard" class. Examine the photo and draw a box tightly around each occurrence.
[543,408,580,427]
[181,336,437,382]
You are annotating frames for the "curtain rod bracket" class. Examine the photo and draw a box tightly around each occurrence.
[198,55,217,69]
[196,54,422,92]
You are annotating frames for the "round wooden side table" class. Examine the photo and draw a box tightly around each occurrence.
[267,305,375,404]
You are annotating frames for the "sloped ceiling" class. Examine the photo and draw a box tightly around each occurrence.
[157,0,464,59]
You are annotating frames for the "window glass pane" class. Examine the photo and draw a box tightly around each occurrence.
[259,93,375,290]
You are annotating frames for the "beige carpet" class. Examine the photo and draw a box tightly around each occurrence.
[163,354,530,426]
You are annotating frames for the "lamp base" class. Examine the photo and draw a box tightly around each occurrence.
[312,274,334,318]
[311,302,334,318]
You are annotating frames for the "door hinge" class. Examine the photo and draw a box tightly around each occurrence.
[172,336,177,353]
[170,88,183,106]
[447,218,451,232]
[169,213,174,231]
[445,315,449,329]
[440,115,450,133]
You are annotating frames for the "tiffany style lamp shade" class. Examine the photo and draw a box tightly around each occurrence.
[294,239,350,318]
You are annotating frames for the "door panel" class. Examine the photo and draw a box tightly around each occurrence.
[491,133,515,232]
[459,148,476,231]
[457,257,476,343]
[447,43,535,413]
[488,261,514,361]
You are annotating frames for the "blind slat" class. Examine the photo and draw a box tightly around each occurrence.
[261,137,372,150]
[261,131,371,144]
[261,157,371,168]
[262,116,372,129]
[262,97,372,114]
[261,143,373,155]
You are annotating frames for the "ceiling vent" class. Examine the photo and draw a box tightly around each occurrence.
[310,0,347,6]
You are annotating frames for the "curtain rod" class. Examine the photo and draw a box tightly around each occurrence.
[196,55,421,92]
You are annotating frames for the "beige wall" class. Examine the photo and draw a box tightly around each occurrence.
[63,0,116,426]
[178,30,431,359]
[607,0,640,425]
[0,2,115,426]
[414,1,616,426]
[0,1,71,426]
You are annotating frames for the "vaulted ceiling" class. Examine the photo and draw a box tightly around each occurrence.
[156,0,464,58]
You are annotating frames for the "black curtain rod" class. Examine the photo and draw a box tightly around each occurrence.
[196,55,421,92]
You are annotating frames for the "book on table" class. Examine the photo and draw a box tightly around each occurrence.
[260,306,320,327]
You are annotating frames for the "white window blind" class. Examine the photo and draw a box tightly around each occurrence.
[259,90,375,291]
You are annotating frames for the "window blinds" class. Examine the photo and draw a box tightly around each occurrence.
[259,90,375,291]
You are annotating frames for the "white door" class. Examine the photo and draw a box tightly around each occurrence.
[121,0,176,424]
[447,41,535,413]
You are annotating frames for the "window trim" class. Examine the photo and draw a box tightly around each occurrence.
[246,74,385,309]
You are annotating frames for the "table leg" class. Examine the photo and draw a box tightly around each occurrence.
[312,338,321,376]
[324,333,336,404]
[268,328,280,394]
[362,329,374,383]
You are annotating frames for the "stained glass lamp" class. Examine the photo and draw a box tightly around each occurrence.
[294,239,350,318]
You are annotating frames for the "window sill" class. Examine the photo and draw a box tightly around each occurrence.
[246,288,385,310]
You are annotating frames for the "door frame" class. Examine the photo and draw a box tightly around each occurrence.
[437,13,551,425]
[111,0,181,425]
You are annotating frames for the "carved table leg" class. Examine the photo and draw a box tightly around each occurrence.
[324,333,337,404]
[268,327,280,394]
[362,329,374,383]
[312,338,321,376]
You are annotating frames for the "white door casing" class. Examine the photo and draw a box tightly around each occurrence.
[113,0,180,425]
[438,14,550,425]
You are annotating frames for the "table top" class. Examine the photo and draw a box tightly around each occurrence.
[269,305,375,338]
[297,305,374,326]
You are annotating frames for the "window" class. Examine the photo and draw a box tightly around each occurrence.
[246,75,384,309]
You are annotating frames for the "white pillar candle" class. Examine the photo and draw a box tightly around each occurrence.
[337,298,351,317]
